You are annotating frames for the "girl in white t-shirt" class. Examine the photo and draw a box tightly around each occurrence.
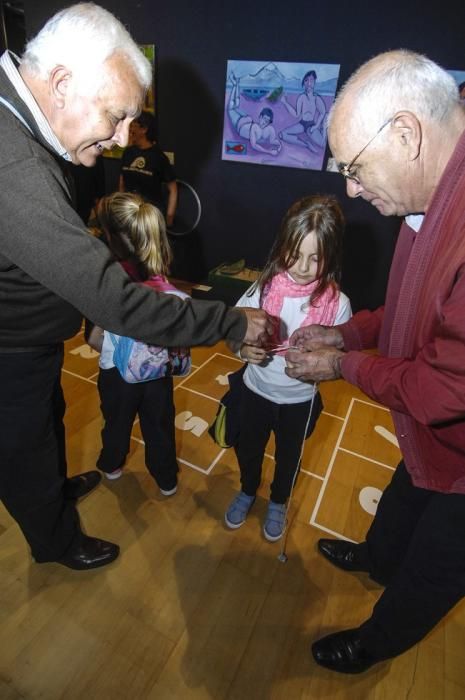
[225,194,352,541]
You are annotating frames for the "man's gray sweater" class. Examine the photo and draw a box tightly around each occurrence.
[0,65,246,350]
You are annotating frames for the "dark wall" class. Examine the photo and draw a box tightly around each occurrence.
[0,2,26,54]
[22,0,465,309]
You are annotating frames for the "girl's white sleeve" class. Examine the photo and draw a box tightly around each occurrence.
[334,291,352,325]
[234,284,261,310]
[230,285,260,358]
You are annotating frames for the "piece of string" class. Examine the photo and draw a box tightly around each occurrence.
[277,382,318,563]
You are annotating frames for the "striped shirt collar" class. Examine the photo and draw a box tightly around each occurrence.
[0,50,71,161]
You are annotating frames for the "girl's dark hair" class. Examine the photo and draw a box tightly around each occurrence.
[252,194,344,307]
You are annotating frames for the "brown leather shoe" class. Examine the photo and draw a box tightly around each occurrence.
[318,538,370,572]
[64,470,102,499]
[57,535,119,570]
[312,628,378,673]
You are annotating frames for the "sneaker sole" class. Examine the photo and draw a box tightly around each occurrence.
[104,471,123,481]
[224,513,246,529]
[263,526,284,542]
[160,486,177,496]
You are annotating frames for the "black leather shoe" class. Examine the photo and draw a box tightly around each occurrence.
[312,628,377,673]
[57,535,119,570]
[64,470,102,499]
[318,538,370,573]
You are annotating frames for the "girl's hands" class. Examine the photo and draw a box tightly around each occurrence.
[239,344,268,364]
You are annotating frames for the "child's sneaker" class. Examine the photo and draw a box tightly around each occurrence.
[104,468,123,481]
[160,484,177,496]
[263,501,287,541]
[225,491,255,529]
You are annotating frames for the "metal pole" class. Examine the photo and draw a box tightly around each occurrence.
[277,385,318,564]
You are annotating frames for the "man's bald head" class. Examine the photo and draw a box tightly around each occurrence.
[329,50,459,143]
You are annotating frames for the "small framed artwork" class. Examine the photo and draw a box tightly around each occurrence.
[222,59,340,171]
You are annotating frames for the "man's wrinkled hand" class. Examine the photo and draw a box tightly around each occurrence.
[285,347,345,382]
[290,324,344,352]
[241,308,274,346]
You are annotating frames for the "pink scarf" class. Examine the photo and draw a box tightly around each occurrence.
[121,260,178,293]
[262,272,339,354]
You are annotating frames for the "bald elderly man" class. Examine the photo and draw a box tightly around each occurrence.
[285,50,465,672]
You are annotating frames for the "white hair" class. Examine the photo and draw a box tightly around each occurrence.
[329,50,460,135]
[21,2,152,93]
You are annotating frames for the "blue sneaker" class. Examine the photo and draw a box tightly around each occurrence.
[225,491,255,529]
[263,501,287,541]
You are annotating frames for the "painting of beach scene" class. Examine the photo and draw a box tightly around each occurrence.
[222,59,340,171]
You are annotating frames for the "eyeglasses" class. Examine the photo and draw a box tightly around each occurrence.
[338,117,392,184]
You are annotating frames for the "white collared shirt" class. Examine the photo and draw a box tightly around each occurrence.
[405,214,425,232]
[0,50,70,160]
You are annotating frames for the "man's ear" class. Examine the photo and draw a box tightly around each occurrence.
[49,65,72,108]
[391,111,422,161]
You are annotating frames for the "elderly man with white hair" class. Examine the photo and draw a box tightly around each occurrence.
[285,50,465,673]
[0,3,271,572]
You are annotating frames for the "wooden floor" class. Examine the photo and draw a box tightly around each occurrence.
[1,327,465,699]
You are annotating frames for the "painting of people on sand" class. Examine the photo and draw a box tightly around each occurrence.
[222,59,340,171]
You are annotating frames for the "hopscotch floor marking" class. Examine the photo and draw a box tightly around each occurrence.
[338,447,396,471]
[63,344,399,490]
[130,353,242,475]
[178,387,222,402]
[309,396,354,536]
[62,368,97,384]
[178,450,226,475]
[309,397,398,539]
[374,424,399,447]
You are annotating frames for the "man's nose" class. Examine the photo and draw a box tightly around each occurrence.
[113,120,131,148]
[346,179,364,198]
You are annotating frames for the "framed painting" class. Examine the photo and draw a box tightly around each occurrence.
[222,59,340,171]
